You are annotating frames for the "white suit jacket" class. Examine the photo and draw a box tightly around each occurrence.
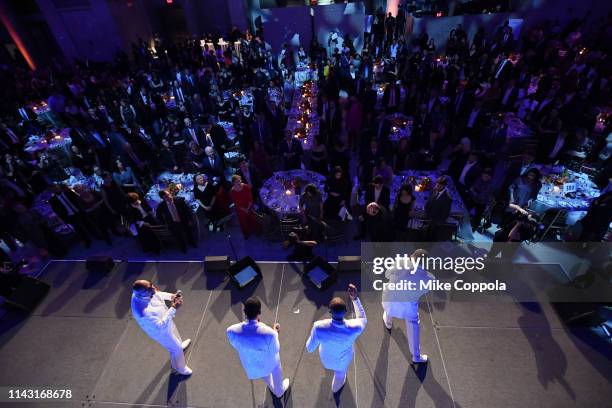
[226,320,281,379]
[306,298,367,372]
[131,291,182,349]
[381,264,434,319]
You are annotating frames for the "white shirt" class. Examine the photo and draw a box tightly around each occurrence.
[459,161,477,185]
[226,320,281,379]
[382,265,434,318]
[131,291,182,349]
[306,298,367,372]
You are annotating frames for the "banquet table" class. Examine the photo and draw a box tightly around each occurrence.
[389,171,466,216]
[294,67,317,86]
[531,166,600,220]
[286,82,319,151]
[62,168,101,191]
[359,170,468,235]
[223,89,254,112]
[386,113,413,143]
[23,129,72,157]
[259,170,327,216]
[145,172,199,213]
[504,114,533,140]
[217,121,237,141]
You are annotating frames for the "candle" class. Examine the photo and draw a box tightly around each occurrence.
[285,189,292,196]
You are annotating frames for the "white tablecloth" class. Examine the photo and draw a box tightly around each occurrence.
[259,170,326,215]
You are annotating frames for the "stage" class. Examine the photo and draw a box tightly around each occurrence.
[0,260,610,408]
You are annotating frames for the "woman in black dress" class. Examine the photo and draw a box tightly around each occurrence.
[310,136,328,175]
[393,137,411,172]
[393,183,415,240]
[100,172,129,225]
[323,166,352,220]
[193,173,222,231]
[188,142,206,174]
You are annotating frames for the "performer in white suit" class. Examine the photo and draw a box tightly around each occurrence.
[306,284,367,393]
[227,297,290,398]
[381,249,433,363]
[131,280,192,375]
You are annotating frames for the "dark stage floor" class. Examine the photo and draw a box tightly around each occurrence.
[0,260,610,408]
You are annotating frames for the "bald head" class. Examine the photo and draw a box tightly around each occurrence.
[329,297,347,319]
[132,280,154,298]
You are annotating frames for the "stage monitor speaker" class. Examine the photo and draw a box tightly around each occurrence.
[227,257,262,288]
[338,256,361,272]
[4,276,50,312]
[86,256,115,273]
[204,256,230,273]
[551,302,604,327]
[304,256,337,290]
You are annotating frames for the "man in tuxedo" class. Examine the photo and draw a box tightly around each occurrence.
[499,78,519,111]
[538,127,570,164]
[306,284,366,393]
[201,146,225,182]
[382,82,401,112]
[365,176,391,209]
[464,99,488,139]
[424,176,453,241]
[208,121,229,160]
[48,183,99,247]
[182,118,205,147]
[0,122,22,150]
[131,280,192,375]
[250,112,270,146]
[236,159,262,200]
[227,297,290,398]
[359,139,385,184]
[279,132,303,170]
[156,189,196,253]
[450,82,474,124]
[451,152,482,198]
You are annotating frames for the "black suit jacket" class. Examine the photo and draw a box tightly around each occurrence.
[126,201,157,225]
[156,197,192,226]
[365,184,391,209]
[201,154,225,180]
[49,190,84,221]
[279,139,303,169]
[182,126,205,147]
[425,190,452,224]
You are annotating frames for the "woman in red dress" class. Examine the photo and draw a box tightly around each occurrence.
[229,175,261,239]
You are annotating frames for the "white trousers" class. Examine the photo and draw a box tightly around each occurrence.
[383,311,422,358]
[167,342,187,372]
[331,370,347,393]
[260,363,285,397]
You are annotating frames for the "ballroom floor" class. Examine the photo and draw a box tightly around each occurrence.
[0,260,610,408]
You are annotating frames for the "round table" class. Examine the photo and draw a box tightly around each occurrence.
[145,172,199,213]
[386,113,413,143]
[532,166,600,213]
[259,170,326,216]
[387,170,466,216]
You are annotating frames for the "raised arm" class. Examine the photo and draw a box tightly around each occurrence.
[305,325,319,353]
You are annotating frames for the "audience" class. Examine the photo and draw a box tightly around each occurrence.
[0,14,610,262]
